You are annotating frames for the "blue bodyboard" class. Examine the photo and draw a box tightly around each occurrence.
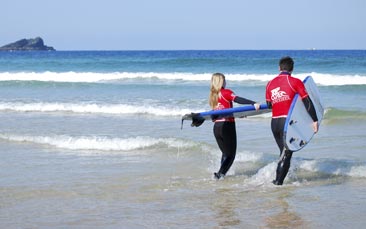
[182,104,270,127]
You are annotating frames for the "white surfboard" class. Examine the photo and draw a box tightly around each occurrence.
[284,76,324,151]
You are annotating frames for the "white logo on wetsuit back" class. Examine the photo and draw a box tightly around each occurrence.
[271,87,290,104]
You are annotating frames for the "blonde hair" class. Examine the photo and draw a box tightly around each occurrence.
[209,73,225,109]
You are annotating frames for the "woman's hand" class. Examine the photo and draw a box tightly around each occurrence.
[254,103,260,111]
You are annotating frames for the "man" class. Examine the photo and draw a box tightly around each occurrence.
[266,56,318,185]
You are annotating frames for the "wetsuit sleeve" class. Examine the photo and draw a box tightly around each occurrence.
[234,96,256,105]
[265,81,272,109]
[266,101,273,109]
[302,96,318,122]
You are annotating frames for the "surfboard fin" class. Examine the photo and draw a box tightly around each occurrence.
[299,140,306,147]
[287,138,307,148]
[289,120,297,125]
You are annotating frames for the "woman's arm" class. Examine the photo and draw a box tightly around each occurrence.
[234,96,260,110]
[234,96,256,105]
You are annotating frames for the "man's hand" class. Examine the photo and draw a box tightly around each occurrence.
[312,121,318,133]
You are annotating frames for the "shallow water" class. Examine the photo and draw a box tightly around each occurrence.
[0,50,366,228]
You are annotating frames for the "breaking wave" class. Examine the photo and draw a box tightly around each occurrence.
[0,134,196,152]
[0,102,195,116]
[324,107,366,120]
[1,132,365,182]
[244,157,366,187]
[0,71,365,85]
[1,102,363,122]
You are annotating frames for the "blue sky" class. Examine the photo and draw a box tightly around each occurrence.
[2,0,365,50]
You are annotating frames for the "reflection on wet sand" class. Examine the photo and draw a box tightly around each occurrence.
[265,190,305,228]
[212,188,241,228]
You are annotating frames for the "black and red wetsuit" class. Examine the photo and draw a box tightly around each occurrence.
[213,87,256,179]
[266,72,318,185]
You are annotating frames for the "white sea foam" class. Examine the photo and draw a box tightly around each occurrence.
[305,73,366,86]
[244,157,366,187]
[0,101,273,119]
[246,162,278,186]
[0,71,365,85]
[298,159,366,178]
[0,134,195,152]
[348,165,366,178]
[0,102,195,116]
[235,151,263,162]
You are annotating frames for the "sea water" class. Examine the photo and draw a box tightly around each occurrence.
[0,50,365,228]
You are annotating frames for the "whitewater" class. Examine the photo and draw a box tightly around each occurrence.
[1,71,366,85]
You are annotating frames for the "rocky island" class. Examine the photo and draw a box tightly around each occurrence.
[0,37,55,51]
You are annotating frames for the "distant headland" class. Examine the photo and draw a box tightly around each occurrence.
[0,37,55,51]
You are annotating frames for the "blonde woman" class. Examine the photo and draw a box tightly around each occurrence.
[210,73,260,179]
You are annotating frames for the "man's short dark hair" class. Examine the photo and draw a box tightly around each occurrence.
[279,56,294,72]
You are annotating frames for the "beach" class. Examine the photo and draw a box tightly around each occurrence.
[0,50,366,228]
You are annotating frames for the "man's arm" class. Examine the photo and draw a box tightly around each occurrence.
[302,96,319,133]
[302,96,318,122]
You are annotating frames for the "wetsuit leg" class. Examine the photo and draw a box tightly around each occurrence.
[213,122,237,177]
[275,150,293,185]
[271,118,286,152]
[271,118,293,185]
